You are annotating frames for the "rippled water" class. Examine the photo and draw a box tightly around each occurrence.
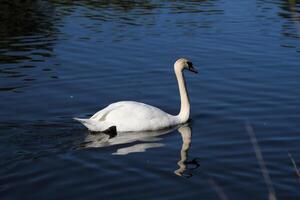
[1,0,300,199]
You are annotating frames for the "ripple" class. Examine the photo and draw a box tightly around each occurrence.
[1,0,300,199]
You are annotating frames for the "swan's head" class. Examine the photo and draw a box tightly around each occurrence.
[174,58,198,74]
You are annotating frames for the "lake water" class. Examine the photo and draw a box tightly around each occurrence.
[1,0,300,199]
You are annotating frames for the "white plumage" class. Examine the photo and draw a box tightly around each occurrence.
[74,58,197,132]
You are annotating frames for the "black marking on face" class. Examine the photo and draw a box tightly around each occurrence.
[187,61,193,69]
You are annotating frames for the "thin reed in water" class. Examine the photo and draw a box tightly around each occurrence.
[246,124,277,200]
[288,152,300,182]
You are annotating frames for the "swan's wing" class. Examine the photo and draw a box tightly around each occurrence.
[91,101,169,121]
[102,101,178,131]
[90,102,124,121]
[84,101,178,132]
[104,101,171,120]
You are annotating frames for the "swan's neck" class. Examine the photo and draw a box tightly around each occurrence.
[175,68,190,123]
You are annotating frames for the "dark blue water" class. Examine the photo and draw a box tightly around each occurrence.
[1,0,300,199]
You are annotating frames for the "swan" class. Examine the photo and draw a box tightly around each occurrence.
[74,58,198,132]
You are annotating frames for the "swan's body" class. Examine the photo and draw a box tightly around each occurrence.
[75,58,197,132]
[76,101,179,132]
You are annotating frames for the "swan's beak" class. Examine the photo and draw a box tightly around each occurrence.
[189,66,198,74]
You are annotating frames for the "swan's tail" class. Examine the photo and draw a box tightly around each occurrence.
[74,118,98,131]
[74,117,114,133]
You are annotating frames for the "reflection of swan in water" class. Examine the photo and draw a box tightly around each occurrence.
[175,125,192,176]
[113,143,164,155]
[80,125,180,153]
[175,125,200,178]
[80,124,200,176]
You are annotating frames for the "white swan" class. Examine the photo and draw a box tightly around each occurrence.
[74,58,197,132]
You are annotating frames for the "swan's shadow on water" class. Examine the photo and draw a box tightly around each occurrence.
[79,124,200,177]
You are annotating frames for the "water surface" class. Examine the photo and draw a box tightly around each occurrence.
[1,0,300,199]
